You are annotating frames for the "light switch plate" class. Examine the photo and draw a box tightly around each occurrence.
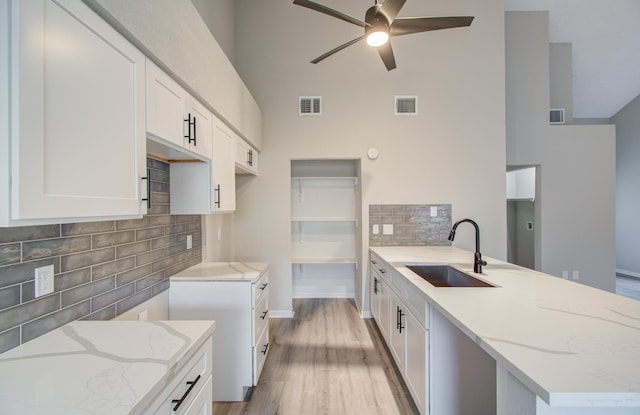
[35,265,54,297]
[572,270,580,280]
[372,224,379,234]
[430,206,438,217]
[186,235,193,250]
[383,224,393,235]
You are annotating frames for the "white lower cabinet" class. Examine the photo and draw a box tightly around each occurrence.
[148,336,213,415]
[370,253,429,415]
[169,270,269,402]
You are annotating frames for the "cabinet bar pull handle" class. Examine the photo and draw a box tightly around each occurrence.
[184,113,196,145]
[260,282,268,291]
[396,306,401,330]
[261,343,269,355]
[399,308,405,333]
[141,168,151,209]
[214,184,221,208]
[374,277,379,295]
[192,116,197,146]
[171,374,201,411]
[379,268,386,274]
[261,310,268,320]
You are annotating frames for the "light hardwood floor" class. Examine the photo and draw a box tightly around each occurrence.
[616,276,640,301]
[213,298,418,415]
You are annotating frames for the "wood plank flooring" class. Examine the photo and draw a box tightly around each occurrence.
[616,276,640,301]
[213,298,418,415]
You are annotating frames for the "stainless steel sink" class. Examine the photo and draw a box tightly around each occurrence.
[405,265,495,287]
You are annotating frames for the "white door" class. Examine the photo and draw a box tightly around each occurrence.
[389,293,406,369]
[379,279,391,342]
[146,59,186,149]
[184,96,212,160]
[10,0,146,221]
[212,121,236,212]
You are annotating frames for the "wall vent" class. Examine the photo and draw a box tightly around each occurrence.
[550,108,565,124]
[299,96,322,115]
[395,96,418,115]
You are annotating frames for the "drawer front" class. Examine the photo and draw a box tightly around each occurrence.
[388,269,407,299]
[152,336,212,415]
[253,270,269,306]
[405,284,428,329]
[254,293,269,345]
[183,375,212,415]
[253,325,270,385]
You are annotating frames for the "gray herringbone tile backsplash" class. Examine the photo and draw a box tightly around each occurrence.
[369,204,452,247]
[0,158,202,353]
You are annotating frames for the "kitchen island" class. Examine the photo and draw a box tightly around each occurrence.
[0,320,215,414]
[371,246,640,415]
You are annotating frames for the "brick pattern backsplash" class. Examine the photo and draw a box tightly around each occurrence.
[0,158,202,353]
[369,204,453,247]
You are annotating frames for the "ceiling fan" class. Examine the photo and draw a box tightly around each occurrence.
[292,0,474,71]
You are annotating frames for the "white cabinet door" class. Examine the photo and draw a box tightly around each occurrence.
[2,0,147,225]
[235,137,258,175]
[370,271,380,323]
[379,278,391,343]
[212,120,236,212]
[389,292,406,370]
[405,309,428,415]
[146,59,187,150]
[184,96,212,160]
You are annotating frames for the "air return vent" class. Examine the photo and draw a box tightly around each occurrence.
[550,108,565,124]
[299,96,322,115]
[395,96,418,115]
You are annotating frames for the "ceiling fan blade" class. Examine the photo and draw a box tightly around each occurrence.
[390,16,474,36]
[310,36,364,64]
[293,0,367,28]
[378,0,406,23]
[377,41,397,71]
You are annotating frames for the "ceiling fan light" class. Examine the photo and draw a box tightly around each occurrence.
[366,30,389,47]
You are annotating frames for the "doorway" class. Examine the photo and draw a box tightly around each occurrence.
[506,166,540,270]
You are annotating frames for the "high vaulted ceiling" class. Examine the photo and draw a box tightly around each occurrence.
[505,0,640,119]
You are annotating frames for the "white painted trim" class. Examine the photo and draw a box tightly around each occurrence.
[616,268,640,279]
[269,310,294,318]
[362,311,373,319]
[292,292,356,299]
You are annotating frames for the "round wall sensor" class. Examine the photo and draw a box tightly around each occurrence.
[367,148,379,160]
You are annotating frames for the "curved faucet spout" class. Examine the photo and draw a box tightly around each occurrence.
[448,218,487,274]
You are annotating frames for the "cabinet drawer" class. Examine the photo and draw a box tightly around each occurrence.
[182,375,212,415]
[254,293,269,345]
[405,285,429,329]
[152,336,212,415]
[253,271,269,306]
[253,325,270,385]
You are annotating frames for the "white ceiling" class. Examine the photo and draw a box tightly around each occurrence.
[505,0,640,119]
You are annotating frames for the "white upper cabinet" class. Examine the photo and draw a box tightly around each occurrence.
[212,120,236,212]
[0,0,147,226]
[145,59,211,161]
[235,137,259,175]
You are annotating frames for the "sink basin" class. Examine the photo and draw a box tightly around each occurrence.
[406,265,495,288]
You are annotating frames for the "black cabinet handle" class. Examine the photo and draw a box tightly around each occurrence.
[184,113,197,145]
[171,374,201,411]
[261,343,269,355]
[192,116,197,146]
[397,306,405,333]
[141,168,150,209]
[379,268,386,274]
[374,277,379,295]
[260,310,268,320]
[214,184,221,208]
[371,260,378,265]
[259,282,268,291]
[396,306,401,330]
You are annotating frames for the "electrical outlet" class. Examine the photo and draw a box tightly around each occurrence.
[572,270,580,280]
[562,271,569,279]
[35,265,54,297]
[217,227,222,241]
[372,224,380,234]
[186,234,193,250]
[430,206,438,217]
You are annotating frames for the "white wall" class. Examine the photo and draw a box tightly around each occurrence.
[506,12,616,292]
[612,94,640,278]
[549,43,573,124]
[190,0,235,64]
[234,0,507,315]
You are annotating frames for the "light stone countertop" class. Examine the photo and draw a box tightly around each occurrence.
[370,246,640,407]
[169,262,269,282]
[0,320,215,414]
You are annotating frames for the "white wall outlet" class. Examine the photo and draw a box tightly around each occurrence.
[561,271,569,279]
[138,310,148,321]
[217,227,222,241]
[35,265,55,297]
[383,224,393,235]
[372,224,380,234]
[186,234,193,250]
[572,270,580,280]
[430,206,438,217]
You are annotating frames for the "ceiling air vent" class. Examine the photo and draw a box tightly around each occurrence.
[550,108,565,124]
[299,96,322,115]
[395,96,418,115]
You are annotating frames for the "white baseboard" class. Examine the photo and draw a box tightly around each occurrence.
[292,292,356,299]
[362,311,373,318]
[616,268,640,279]
[269,310,294,318]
